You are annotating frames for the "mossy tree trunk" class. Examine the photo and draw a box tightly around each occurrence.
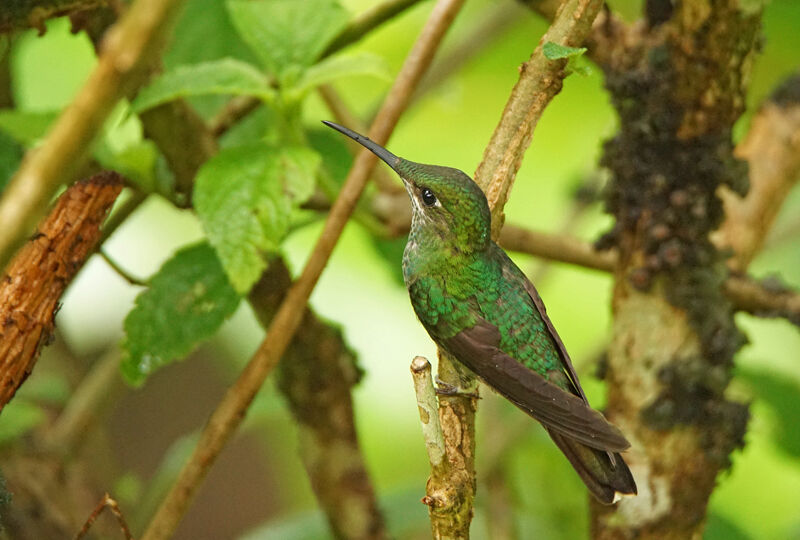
[591,1,761,538]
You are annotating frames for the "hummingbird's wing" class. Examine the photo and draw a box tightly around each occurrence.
[440,248,630,452]
[442,322,630,452]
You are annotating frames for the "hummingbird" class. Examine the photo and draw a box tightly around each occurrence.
[323,121,637,504]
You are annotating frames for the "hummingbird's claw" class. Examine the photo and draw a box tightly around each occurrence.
[435,377,480,399]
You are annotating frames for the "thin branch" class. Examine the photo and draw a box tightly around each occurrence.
[140,2,465,538]
[322,0,428,58]
[0,0,187,269]
[474,0,605,236]
[0,172,123,412]
[714,73,800,272]
[100,249,148,286]
[46,347,124,454]
[317,84,402,193]
[248,260,386,539]
[74,493,133,540]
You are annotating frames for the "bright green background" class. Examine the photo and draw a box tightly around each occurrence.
[3,0,800,538]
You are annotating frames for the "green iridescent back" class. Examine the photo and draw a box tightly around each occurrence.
[400,161,565,387]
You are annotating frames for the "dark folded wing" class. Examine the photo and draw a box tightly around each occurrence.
[500,254,589,401]
[442,315,630,453]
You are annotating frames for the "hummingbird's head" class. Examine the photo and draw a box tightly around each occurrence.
[323,121,491,254]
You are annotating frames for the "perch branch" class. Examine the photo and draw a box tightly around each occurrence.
[140,2,465,538]
[0,0,186,269]
[0,172,123,413]
[410,356,446,469]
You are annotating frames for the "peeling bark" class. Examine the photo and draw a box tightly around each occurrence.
[0,172,123,413]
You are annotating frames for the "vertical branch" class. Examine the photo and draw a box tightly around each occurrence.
[140,1,465,537]
[425,0,605,536]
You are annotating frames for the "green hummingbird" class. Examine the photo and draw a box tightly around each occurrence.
[323,121,637,504]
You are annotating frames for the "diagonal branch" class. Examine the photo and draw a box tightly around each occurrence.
[0,0,187,269]
[139,2,466,538]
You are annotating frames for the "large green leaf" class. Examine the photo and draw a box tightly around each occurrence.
[194,144,320,293]
[121,243,241,385]
[131,58,274,113]
[291,52,390,97]
[226,0,350,77]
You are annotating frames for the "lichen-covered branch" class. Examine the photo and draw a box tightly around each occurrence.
[140,2,465,537]
[249,260,385,540]
[591,2,761,538]
[0,0,186,269]
[0,172,123,413]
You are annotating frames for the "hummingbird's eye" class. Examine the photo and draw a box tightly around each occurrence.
[420,187,438,207]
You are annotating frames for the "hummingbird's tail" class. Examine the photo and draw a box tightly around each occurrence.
[547,429,637,504]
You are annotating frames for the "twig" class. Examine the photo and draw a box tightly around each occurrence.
[100,249,148,286]
[0,172,123,413]
[139,2,465,538]
[46,347,125,454]
[0,0,187,268]
[317,84,402,193]
[410,356,446,469]
[322,0,428,57]
[74,492,133,540]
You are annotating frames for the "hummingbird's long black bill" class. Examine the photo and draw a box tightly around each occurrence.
[322,121,402,173]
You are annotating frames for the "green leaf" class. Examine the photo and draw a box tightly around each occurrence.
[94,139,159,193]
[226,0,350,77]
[165,0,258,68]
[0,399,45,444]
[542,41,587,60]
[0,110,58,145]
[738,367,800,458]
[131,58,274,113]
[194,144,320,293]
[121,243,241,385]
[292,52,390,96]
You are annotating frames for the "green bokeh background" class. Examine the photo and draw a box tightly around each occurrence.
[3,0,800,538]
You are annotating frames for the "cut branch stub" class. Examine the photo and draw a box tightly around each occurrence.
[0,172,123,413]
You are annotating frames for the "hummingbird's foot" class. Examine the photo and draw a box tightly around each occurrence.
[435,378,480,399]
